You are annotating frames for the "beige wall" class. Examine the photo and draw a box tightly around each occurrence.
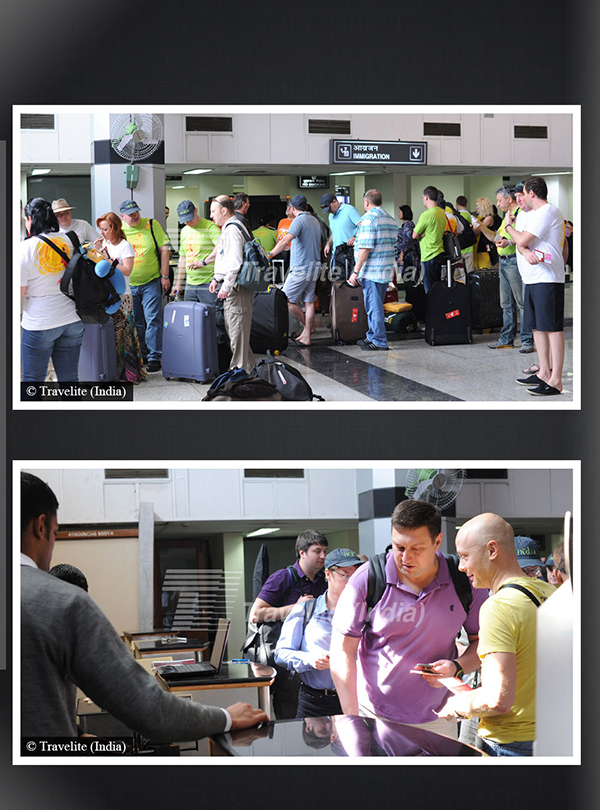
[52,537,139,636]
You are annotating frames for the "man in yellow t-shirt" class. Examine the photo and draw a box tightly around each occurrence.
[173,200,221,305]
[437,512,555,756]
[120,199,170,373]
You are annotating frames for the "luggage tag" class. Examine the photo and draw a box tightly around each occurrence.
[445,309,460,320]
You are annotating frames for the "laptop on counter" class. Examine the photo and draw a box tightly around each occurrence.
[158,619,230,679]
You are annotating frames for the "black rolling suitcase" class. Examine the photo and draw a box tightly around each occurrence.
[425,260,472,346]
[330,281,368,344]
[468,269,502,331]
[250,286,289,355]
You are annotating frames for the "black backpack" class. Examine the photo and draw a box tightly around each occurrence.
[330,243,355,281]
[363,550,473,631]
[229,221,270,292]
[242,565,301,666]
[202,367,282,401]
[447,203,477,251]
[38,231,121,325]
[254,357,325,402]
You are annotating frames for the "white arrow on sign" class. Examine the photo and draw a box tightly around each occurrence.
[412,148,421,159]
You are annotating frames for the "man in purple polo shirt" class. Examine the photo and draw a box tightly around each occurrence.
[248,529,328,718]
[330,500,487,733]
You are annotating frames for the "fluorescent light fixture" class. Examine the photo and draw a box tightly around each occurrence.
[183,168,212,175]
[171,185,186,189]
[31,168,51,175]
[245,527,281,538]
[330,171,366,176]
[535,171,572,176]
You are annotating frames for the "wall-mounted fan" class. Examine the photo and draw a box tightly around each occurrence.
[405,468,466,511]
[110,114,164,191]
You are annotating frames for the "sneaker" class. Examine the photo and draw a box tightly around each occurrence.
[147,360,162,373]
[488,340,515,349]
[356,338,372,347]
[519,343,535,354]
[516,373,542,386]
[361,342,389,351]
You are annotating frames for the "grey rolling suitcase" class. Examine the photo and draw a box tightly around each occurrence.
[78,321,118,382]
[162,301,219,382]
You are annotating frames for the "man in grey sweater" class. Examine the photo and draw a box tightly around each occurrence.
[20,472,268,740]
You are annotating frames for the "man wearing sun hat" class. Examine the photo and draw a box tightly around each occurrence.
[173,200,221,305]
[51,198,99,244]
[120,199,170,372]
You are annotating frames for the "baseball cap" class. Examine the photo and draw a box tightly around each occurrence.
[320,193,336,212]
[290,193,307,209]
[545,554,554,569]
[324,548,364,569]
[514,536,543,568]
[177,200,196,223]
[51,198,76,213]
[512,181,525,194]
[119,199,141,215]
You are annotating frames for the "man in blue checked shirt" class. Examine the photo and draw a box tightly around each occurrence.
[275,548,364,719]
[348,189,399,351]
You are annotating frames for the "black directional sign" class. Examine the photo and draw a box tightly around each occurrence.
[330,139,427,166]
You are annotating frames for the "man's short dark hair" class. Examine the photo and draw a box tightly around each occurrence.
[233,192,249,210]
[391,500,442,542]
[302,720,332,749]
[423,186,439,202]
[456,196,468,208]
[524,177,548,201]
[49,563,89,592]
[295,529,328,557]
[21,472,58,532]
[364,189,382,206]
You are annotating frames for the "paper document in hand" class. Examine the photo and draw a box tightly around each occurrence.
[438,676,473,693]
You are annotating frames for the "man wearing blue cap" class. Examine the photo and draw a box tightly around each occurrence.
[275,548,363,718]
[173,201,221,304]
[120,200,170,373]
[320,192,361,265]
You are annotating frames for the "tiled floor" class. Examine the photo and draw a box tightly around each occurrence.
[133,310,574,404]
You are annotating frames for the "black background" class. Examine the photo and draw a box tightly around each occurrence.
[1,0,594,805]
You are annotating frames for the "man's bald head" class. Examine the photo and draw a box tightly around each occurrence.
[459,513,514,551]
[456,513,522,592]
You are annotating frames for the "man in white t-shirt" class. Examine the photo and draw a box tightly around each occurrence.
[51,198,99,245]
[504,178,568,397]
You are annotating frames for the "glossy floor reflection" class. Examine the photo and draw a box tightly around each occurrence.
[134,287,575,404]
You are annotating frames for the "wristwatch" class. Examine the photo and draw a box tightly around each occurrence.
[160,275,169,279]
[200,259,207,267]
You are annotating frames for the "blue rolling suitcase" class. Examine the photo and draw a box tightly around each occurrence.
[162,301,219,382]
[78,321,118,382]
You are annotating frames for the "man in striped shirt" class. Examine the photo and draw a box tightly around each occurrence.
[348,189,399,351]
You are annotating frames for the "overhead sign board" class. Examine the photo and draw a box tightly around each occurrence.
[330,139,427,166]
[298,175,330,189]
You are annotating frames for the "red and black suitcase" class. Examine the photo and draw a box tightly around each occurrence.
[330,281,368,344]
[467,269,503,331]
[78,321,118,382]
[162,301,219,382]
[424,260,472,346]
[250,286,289,355]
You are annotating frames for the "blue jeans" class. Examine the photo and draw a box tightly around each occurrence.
[498,255,533,346]
[21,320,85,382]
[422,253,444,293]
[479,738,533,757]
[362,279,388,348]
[184,283,217,307]
[296,685,342,719]
[131,278,163,362]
